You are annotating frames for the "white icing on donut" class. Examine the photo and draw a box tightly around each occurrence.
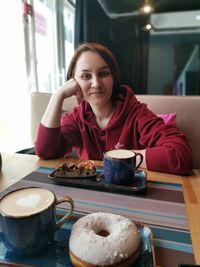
[69,212,140,265]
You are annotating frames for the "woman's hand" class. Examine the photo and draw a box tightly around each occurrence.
[57,78,83,104]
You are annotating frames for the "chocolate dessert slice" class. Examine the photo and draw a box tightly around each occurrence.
[54,160,97,178]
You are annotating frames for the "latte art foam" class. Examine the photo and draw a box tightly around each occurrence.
[0,188,54,217]
[105,149,135,159]
[16,194,42,208]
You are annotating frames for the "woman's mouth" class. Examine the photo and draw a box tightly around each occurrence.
[89,91,104,96]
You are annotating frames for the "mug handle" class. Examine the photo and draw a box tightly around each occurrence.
[55,196,74,228]
[135,152,143,169]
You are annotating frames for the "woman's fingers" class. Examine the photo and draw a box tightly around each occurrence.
[76,89,83,104]
[73,78,83,104]
[59,78,83,104]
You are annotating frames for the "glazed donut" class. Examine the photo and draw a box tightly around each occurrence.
[69,212,140,267]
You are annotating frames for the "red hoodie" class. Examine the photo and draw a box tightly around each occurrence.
[35,86,193,175]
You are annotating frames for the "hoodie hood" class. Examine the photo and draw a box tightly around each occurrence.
[78,85,138,130]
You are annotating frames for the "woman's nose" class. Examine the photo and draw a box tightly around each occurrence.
[91,75,101,88]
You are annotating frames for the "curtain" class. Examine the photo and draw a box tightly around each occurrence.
[75,0,149,94]
[75,0,110,46]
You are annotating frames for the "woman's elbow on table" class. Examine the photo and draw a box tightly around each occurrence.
[146,146,193,175]
[34,123,66,159]
[34,142,64,160]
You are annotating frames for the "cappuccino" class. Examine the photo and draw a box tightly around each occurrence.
[103,149,143,185]
[0,187,54,217]
[0,186,74,257]
[105,149,135,159]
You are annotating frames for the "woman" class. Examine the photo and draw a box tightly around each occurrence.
[35,42,193,175]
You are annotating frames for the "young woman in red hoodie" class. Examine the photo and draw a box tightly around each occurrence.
[35,42,193,175]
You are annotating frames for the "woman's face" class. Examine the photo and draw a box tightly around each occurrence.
[74,51,114,108]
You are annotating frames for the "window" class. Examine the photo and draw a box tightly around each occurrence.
[0,1,28,152]
[63,0,75,74]
[26,0,75,93]
[0,0,75,152]
[148,11,200,95]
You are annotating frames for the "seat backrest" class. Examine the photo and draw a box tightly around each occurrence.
[137,95,200,169]
[31,92,200,168]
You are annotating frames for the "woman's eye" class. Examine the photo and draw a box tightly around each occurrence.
[81,73,91,80]
[99,70,110,77]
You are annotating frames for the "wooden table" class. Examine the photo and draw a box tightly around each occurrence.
[1,152,200,265]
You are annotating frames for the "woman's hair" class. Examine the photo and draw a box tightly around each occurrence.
[66,42,120,99]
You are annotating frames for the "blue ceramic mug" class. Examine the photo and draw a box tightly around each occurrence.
[0,187,74,257]
[103,149,143,185]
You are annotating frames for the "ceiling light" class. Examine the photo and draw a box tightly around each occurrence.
[145,23,152,30]
[140,0,154,14]
[142,23,153,31]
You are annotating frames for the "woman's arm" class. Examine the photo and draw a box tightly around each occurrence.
[132,101,193,175]
[35,79,82,159]
[137,114,193,174]
[41,79,82,128]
